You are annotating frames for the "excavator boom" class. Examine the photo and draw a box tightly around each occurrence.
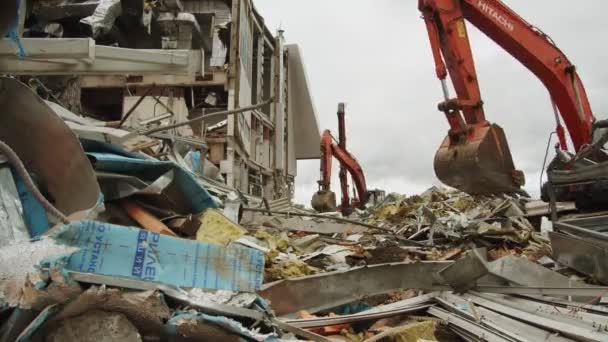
[419,0,595,194]
[312,104,368,213]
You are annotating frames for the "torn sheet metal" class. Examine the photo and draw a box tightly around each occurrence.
[80,0,122,38]
[182,0,231,66]
[438,248,488,292]
[428,306,513,342]
[95,170,173,200]
[475,293,608,329]
[0,162,30,246]
[468,285,608,297]
[67,122,159,151]
[87,152,217,214]
[525,200,576,217]
[259,261,449,316]
[51,220,265,292]
[487,255,586,288]
[461,292,608,341]
[66,271,266,321]
[186,289,257,309]
[49,101,160,152]
[437,292,576,342]
[0,77,102,220]
[167,312,280,342]
[241,214,366,235]
[439,251,588,295]
[550,231,608,285]
[283,293,436,328]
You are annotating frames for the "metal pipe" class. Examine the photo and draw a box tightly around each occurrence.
[143,99,273,135]
[118,86,155,128]
[337,103,350,209]
[440,79,450,101]
[337,103,346,148]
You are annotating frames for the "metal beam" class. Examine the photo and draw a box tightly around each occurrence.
[428,307,511,342]
[463,292,608,341]
[0,39,203,76]
[258,262,450,316]
[283,293,437,328]
[469,285,608,297]
[0,38,95,60]
[437,293,575,342]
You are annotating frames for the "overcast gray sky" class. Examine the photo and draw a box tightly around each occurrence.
[254,0,608,205]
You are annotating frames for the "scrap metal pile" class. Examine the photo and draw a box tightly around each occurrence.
[2,76,608,341]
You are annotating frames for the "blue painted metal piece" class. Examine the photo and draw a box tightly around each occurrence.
[87,152,217,214]
[10,168,49,237]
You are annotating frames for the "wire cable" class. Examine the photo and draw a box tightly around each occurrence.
[539,132,557,191]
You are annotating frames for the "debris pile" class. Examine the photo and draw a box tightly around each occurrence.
[2,75,608,341]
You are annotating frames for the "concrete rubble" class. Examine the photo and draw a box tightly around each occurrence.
[1,1,608,342]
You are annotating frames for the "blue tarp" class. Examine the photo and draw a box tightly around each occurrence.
[50,220,265,292]
[87,152,217,213]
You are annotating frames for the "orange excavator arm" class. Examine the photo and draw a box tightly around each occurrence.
[312,104,368,213]
[419,0,595,194]
[331,140,368,209]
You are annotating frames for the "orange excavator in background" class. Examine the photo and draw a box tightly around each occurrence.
[418,0,604,196]
[311,103,371,214]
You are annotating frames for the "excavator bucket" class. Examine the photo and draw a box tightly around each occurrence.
[311,190,337,212]
[434,124,524,194]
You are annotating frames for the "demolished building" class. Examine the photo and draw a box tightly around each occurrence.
[0,0,320,202]
[5,1,608,342]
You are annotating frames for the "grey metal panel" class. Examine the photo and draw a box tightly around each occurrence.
[285,44,321,161]
[428,306,511,342]
[463,292,608,341]
[437,293,576,342]
[550,232,608,284]
[561,215,608,233]
[258,261,450,316]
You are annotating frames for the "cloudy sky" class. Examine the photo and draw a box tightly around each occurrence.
[253,0,608,205]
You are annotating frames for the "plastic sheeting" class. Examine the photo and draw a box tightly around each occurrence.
[51,220,265,292]
[0,163,29,247]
